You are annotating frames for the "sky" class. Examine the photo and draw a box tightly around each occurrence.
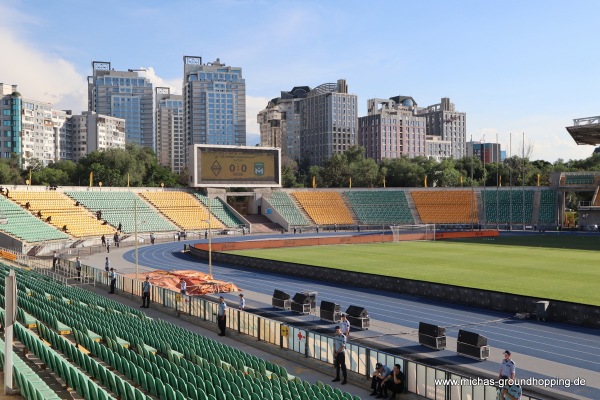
[1,0,599,163]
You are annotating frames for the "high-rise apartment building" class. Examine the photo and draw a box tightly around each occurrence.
[358,97,426,162]
[467,141,502,164]
[88,61,154,150]
[426,135,452,162]
[257,86,309,161]
[0,83,22,164]
[20,97,61,167]
[69,111,125,162]
[183,56,246,163]
[417,97,466,159]
[156,87,184,173]
[301,79,357,166]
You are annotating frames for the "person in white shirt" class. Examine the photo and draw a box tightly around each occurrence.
[340,314,351,338]
[239,293,246,310]
[180,277,187,295]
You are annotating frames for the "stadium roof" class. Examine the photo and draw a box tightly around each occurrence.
[566,116,600,145]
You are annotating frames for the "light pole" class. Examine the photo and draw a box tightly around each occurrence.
[134,198,139,281]
[207,194,213,278]
[201,193,214,278]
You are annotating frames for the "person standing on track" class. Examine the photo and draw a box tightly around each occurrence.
[238,293,245,310]
[179,277,187,295]
[340,313,350,338]
[499,350,516,382]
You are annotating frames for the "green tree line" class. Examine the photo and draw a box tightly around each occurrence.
[0,145,187,187]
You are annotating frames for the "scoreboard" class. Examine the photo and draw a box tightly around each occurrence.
[189,145,281,187]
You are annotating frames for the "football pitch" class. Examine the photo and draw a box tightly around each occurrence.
[229,234,600,306]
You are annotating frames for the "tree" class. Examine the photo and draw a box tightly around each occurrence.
[281,156,299,188]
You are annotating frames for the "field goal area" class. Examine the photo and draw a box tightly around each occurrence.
[390,224,436,242]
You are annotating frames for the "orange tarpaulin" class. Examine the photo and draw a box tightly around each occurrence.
[124,269,240,295]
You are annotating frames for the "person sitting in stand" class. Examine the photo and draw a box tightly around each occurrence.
[37,210,42,218]
[25,202,30,210]
[62,225,68,233]
[46,216,52,222]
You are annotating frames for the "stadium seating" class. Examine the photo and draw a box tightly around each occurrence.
[538,190,558,224]
[345,191,414,225]
[65,191,177,234]
[0,196,68,242]
[194,194,243,228]
[140,192,224,230]
[411,191,478,224]
[267,192,310,226]
[0,264,360,400]
[481,190,534,224]
[291,192,355,225]
[10,191,116,238]
[565,175,595,185]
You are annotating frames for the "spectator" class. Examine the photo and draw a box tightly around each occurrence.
[62,225,68,233]
[25,202,30,210]
[179,277,187,295]
[117,222,122,232]
[501,383,522,400]
[106,238,110,253]
[37,210,42,218]
[104,257,110,284]
[101,235,106,246]
[75,257,81,280]
[370,362,393,398]
[388,364,405,399]
[75,201,80,207]
[108,268,116,293]
[141,276,151,308]
[150,232,155,245]
[205,231,208,240]
[5,189,8,198]
[332,326,347,385]
[52,251,59,270]
[217,296,227,336]
[238,293,245,310]
[46,216,52,223]
[177,231,181,241]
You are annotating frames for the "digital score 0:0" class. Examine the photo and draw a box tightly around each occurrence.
[196,145,280,187]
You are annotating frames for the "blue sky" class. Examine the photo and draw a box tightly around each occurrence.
[1,0,599,162]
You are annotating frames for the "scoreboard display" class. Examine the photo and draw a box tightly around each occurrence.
[189,145,281,187]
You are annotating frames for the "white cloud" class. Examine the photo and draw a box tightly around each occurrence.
[246,95,269,146]
[0,6,87,112]
[138,67,181,95]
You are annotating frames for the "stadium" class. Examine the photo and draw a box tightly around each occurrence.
[0,145,599,400]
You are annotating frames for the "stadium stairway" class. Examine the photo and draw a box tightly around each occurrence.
[531,190,541,225]
[404,191,422,224]
[476,190,485,223]
[286,192,316,226]
[339,194,359,226]
[244,214,284,234]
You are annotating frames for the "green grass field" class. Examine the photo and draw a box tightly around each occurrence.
[229,235,600,306]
